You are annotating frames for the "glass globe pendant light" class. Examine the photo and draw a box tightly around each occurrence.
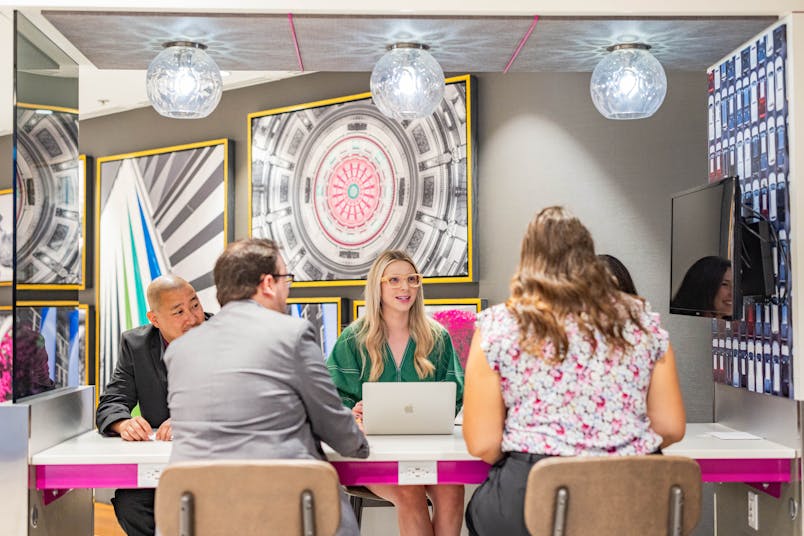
[146,41,223,119]
[370,43,445,121]
[590,43,667,120]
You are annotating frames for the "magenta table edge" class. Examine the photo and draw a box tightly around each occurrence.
[695,458,791,482]
[331,461,400,485]
[36,464,140,490]
[34,457,793,489]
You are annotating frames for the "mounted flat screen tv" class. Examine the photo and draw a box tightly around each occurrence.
[670,177,773,320]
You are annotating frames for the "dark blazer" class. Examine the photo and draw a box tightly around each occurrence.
[96,314,211,436]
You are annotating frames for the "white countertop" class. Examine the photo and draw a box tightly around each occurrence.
[31,431,172,465]
[664,423,797,459]
[31,428,475,465]
[31,422,797,466]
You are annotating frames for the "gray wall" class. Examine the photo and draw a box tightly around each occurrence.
[473,72,713,422]
[75,71,714,422]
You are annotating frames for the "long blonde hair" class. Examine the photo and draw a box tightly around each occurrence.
[355,250,440,381]
[507,206,643,363]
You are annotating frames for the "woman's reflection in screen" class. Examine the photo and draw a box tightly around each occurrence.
[671,256,733,319]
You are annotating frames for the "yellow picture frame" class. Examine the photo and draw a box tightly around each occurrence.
[249,74,476,287]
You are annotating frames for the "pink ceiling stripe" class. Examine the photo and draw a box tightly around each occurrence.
[288,13,304,72]
[504,15,539,74]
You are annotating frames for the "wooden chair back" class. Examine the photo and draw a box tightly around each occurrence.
[155,459,341,536]
[524,455,701,536]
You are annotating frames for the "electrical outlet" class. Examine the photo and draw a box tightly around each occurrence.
[398,461,438,485]
[748,490,759,530]
[138,464,166,487]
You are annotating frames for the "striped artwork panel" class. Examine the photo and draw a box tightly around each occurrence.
[96,140,231,393]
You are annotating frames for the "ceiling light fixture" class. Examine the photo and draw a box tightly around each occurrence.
[370,43,445,121]
[590,43,667,120]
[146,41,222,119]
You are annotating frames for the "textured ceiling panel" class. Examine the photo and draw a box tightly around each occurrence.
[513,17,778,72]
[43,11,777,73]
[43,12,300,70]
[291,15,533,72]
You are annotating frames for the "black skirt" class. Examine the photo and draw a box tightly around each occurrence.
[465,452,549,536]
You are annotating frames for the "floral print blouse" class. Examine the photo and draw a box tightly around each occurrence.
[477,301,668,456]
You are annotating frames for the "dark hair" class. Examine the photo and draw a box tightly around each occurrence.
[214,238,280,307]
[598,254,638,296]
[671,256,732,315]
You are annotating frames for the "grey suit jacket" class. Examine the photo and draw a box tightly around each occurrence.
[165,299,369,463]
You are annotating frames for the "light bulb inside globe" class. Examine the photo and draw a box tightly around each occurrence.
[174,68,198,97]
[590,43,667,120]
[146,41,223,120]
[397,68,418,96]
[617,70,638,96]
[370,43,445,121]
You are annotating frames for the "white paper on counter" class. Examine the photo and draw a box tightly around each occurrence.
[709,431,762,440]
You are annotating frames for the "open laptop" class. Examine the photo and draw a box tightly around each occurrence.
[362,382,456,435]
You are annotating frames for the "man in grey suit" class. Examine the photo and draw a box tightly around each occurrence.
[165,238,369,536]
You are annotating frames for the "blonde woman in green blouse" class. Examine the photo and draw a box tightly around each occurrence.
[328,250,465,536]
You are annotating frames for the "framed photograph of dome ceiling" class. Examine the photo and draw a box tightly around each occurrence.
[15,104,86,289]
[249,74,477,287]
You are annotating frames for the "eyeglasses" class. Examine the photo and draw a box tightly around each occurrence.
[381,273,423,288]
[271,273,295,284]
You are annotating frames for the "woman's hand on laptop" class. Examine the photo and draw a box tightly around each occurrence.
[352,401,364,431]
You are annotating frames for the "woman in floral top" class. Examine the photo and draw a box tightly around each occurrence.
[463,206,686,536]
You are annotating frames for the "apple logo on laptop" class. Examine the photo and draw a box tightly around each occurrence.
[404,404,414,414]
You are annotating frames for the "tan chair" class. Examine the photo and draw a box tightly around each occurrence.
[524,455,701,536]
[155,459,342,536]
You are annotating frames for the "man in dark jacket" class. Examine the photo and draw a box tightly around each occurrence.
[96,274,207,536]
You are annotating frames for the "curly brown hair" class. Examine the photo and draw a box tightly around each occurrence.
[507,206,644,364]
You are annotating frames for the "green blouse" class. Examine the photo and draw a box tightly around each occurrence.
[326,322,464,412]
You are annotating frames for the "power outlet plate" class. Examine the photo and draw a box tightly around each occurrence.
[748,490,759,530]
[398,461,438,485]
[138,463,166,487]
